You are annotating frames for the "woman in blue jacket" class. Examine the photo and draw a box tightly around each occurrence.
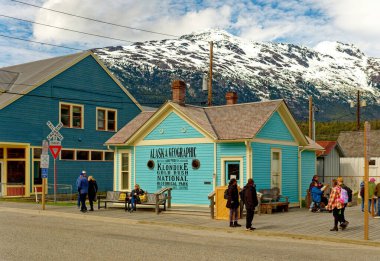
[311,182,323,212]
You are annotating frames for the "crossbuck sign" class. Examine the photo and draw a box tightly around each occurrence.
[47,121,63,145]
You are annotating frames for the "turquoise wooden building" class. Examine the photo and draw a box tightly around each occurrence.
[106,80,322,206]
[0,51,141,197]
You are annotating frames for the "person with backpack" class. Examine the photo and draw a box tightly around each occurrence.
[369,178,377,214]
[243,179,258,231]
[337,177,352,229]
[375,180,380,216]
[226,178,241,228]
[326,179,344,231]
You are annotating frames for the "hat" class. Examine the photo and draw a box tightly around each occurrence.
[81,170,86,175]
[370,178,376,182]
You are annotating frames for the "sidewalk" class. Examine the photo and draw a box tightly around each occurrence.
[1,201,379,245]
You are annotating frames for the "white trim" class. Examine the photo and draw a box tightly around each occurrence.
[221,157,244,188]
[253,138,297,146]
[118,149,132,191]
[270,148,282,192]
[213,143,217,190]
[59,102,84,129]
[96,107,118,132]
[0,161,3,196]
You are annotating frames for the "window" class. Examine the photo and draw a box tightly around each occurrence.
[121,153,130,190]
[0,148,3,159]
[105,152,114,161]
[271,149,282,190]
[60,103,83,128]
[76,151,89,161]
[97,108,117,131]
[91,151,103,161]
[7,148,25,159]
[7,161,25,184]
[33,148,42,159]
[33,161,42,185]
[61,150,75,160]
[369,159,376,166]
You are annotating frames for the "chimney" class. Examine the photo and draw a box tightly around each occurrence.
[225,91,238,105]
[172,80,186,105]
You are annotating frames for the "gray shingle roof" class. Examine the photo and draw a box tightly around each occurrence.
[0,52,89,109]
[337,130,380,157]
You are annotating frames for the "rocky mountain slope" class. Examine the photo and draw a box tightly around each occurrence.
[94,29,380,121]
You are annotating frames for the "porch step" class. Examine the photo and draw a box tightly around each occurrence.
[164,206,211,217]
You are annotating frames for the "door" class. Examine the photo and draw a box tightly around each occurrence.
[120,152,130,191]
[271,149,282,190]
[225,161,240,183]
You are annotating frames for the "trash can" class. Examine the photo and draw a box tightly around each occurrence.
[215,186,240,220]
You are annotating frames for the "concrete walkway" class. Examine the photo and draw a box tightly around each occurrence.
[1,201,379,245]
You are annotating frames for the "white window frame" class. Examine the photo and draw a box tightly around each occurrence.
[59,102,84,129]
[119,150,131,191]
[96,107,117,132]
[270,148,282,191]
[220,157,244,188]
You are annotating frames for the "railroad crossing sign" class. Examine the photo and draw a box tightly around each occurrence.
[47,121,63,145]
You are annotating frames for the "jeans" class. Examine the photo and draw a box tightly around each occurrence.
[378,199,380,216]
[333,208,343,227]
[369,198,377,213]
[130,196,136,211]
[309,202,315,210]
[80,193,87,211]
[246,208,255,229]
[77,192,80,207]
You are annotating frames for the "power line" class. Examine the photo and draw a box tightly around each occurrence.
[0,34,84,51]
[0,14,134,43]
[10,0,179,38]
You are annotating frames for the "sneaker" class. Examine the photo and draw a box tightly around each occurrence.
[246,227,256,231]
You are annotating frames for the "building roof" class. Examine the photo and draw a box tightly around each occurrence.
[316,141,344,157]
[106,99,310,146]
[337,130,380,157]
[0,51,142,110]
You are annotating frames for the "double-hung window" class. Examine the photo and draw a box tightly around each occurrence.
[97,108,117,131]
[60,103,84,128]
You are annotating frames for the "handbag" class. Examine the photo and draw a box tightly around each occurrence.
[138,194,147,203]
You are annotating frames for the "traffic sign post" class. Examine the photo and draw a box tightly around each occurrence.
[46,121,64,203]
[40,140,50,210]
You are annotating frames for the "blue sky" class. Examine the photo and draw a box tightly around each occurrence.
[0,0,379,67]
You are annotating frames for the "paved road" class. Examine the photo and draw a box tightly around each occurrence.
[0,209,380,261]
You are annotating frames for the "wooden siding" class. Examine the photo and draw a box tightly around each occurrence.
[144,112,204,140]
[216,143,246,187]
[319,147,341,181]
[256,111,294,141]
[301,151,316,198]
[134,143,214,205]
[0,56,141,193]
[252,142,299,203]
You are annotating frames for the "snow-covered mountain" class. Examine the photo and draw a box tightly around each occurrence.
[93,29,380,120]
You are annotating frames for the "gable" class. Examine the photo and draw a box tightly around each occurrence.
[255,111,294,141]
[144,112,205,140]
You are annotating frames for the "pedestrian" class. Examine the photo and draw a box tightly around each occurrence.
[226,178,241,227]
[76,171,84,209]
[309,175,322,211]
[326,179,344,231]
[360,180,364,212]
[129,184,145,212]
[77,170,89,212]
[310,182,323,212]
[337,177,351,229]
[88,176,98,211]
[369,178,377,213]
[375,180,380,216]
[243,178,258,231]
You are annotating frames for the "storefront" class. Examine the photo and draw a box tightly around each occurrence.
[106,81,322,206]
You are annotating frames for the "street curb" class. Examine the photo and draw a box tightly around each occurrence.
[1,205,379,248]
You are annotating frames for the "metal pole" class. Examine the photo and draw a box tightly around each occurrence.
[42,178,46,210]
[357,90,360,131]
[208,41,213,107]
[364,121,370,240]
[309,96,313,138]
[54,158,56,203]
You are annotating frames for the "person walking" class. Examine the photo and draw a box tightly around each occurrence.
[375,180,380,216]
[337,177,351,229]
[88,176,98,211]
[326,179,344,231]
[76,171,84,209]
[226,178,241,228]
[243,178,258,231]
[369,178,377,214]
[77,171,89,212]
[360,180,365,212]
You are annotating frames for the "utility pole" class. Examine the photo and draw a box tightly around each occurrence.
[309,96,313,139]
[357,90,360,130]
[208,41,213,107]
[364,121,370,240]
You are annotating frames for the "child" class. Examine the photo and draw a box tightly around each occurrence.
[311,182,323,212]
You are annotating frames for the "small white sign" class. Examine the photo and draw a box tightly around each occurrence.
[40,154,49,169]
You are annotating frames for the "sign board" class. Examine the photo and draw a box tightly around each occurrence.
[40,154,49,169]
[49,145,62,159]
[42,140,49,155]
[41,168,48,179]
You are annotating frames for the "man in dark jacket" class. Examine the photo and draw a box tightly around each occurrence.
[244,178,258,231]
[78,171,89,212]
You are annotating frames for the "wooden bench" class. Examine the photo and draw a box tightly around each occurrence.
[259,187,289,214]
[127,187,172,214]
[98,191,130,211]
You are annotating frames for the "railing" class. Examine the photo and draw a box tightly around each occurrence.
[208,191,216,219]
[45,184,73,202]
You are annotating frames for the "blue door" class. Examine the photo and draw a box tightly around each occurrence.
[225,161,240,183]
